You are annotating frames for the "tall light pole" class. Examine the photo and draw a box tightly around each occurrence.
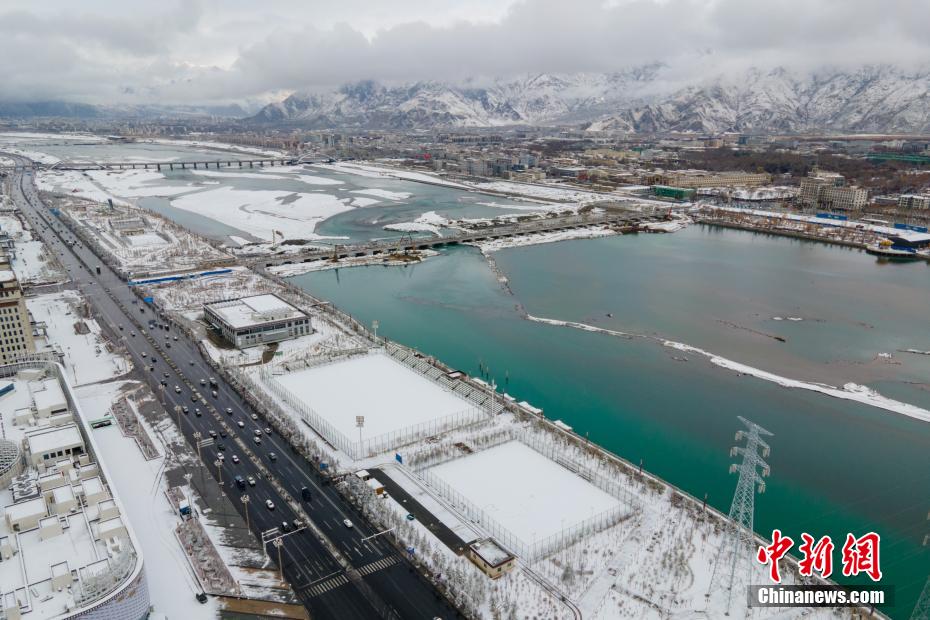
[355,415,365,460]
[241,494,250,531]
[214,459,223,486]
[174,404,182,429]
[193,432,202,461]
[273,537,284,581]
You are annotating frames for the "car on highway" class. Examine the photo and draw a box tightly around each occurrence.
[216,443,226,452]
[163,372,170,378]
[209,430,217,439]
[265,499,275,510]
[251,414,259,421]
[301,487,312,502]
[231,455,240,464]
[141,352,147,358]
[174,386,182,393]
[195,409,202,417]
[149,366,155,372]
[225,408,233,415]
[200,379,206,386]
[343,519,354,528]
[173,336,179,341]
[281,521,291,532]
[237,420,245,428]
[264,427,272,435]
[268,452,277,462]
[191,393,199,402]
[211,390,217,398]
[217,452,224,461]
[247,476,256,486]
[253,436,262,445]
[189,360,195,366]
[159,379,167,386]
[182,406,189,414]
[253,429,262,437]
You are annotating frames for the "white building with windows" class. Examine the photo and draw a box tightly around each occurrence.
[0,361,149,620]
[203,294,311,349]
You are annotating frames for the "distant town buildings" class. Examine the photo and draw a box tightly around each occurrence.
[799,169,868,211]
[898,194,930,210]
[646,170,771,189]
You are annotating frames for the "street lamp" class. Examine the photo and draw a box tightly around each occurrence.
[241,494,250,531]
[193,432,202,461]
[214,459,223,486]
[273,537,284,581]
[174,404,182,428]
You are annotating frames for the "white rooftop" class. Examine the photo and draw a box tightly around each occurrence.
[207,294,306,329]
[25,425,83,458]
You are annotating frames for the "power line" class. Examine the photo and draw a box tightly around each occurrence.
[707,416,772,616]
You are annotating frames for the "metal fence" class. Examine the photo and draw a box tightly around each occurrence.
[258,356,490,460]
[409,429,637,562]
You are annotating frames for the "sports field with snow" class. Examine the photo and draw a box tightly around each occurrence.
[273,353,476,442]
[428,440,622,542]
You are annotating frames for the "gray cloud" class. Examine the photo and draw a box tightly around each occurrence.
[0,0,926,106]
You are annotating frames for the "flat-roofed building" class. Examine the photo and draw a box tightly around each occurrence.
[899,194,930,210]
[467,538,516,579]
[25,424,84,467]
[204,294,311,349]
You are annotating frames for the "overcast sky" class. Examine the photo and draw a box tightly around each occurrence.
[1,0,926,107]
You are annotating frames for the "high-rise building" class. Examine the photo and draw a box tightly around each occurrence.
[0,265,36,364]
[799,169,867,210]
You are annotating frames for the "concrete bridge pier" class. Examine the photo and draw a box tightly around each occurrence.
[249,161,253,168]
[156,163,162,171]
[238,161,243,167]
[181,163,186,169]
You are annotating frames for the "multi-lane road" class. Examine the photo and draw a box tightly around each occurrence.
[7,158,457,620]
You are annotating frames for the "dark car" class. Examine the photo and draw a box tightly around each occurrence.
[301,487,312,502]
[268,452,277,462]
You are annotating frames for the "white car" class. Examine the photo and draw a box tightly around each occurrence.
[253,436,262,445]
[265,499,275,510]
[250,413,259,421]
[343,519,353,528]
[231,455,240,464]
[237,420,245,428]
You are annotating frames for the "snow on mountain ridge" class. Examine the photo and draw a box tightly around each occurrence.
[250,65,930,133]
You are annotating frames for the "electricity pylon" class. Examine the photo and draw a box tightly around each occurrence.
[707,416,773,615]
[911,576,930,620]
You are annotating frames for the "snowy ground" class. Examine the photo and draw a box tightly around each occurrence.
[313,161,470,188]
[471,225,619,252]
[170,186,352,241]
[272,352,478,443]
[2,216,66,284]
[463,180,608,204]
[29,289,130,385]
[267,249,438,276]
[428,440,623,543]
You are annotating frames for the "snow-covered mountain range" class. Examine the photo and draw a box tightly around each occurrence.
[250,65,930,133]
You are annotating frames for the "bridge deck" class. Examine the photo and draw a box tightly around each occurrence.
[246,211,655,267]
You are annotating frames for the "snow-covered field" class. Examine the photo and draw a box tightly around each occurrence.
[428,440,623,543]
[465,180,608,203]
[273,352,477,443]
[29,290,129,385]
[314,161,470,188]
[170,186,351,241]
